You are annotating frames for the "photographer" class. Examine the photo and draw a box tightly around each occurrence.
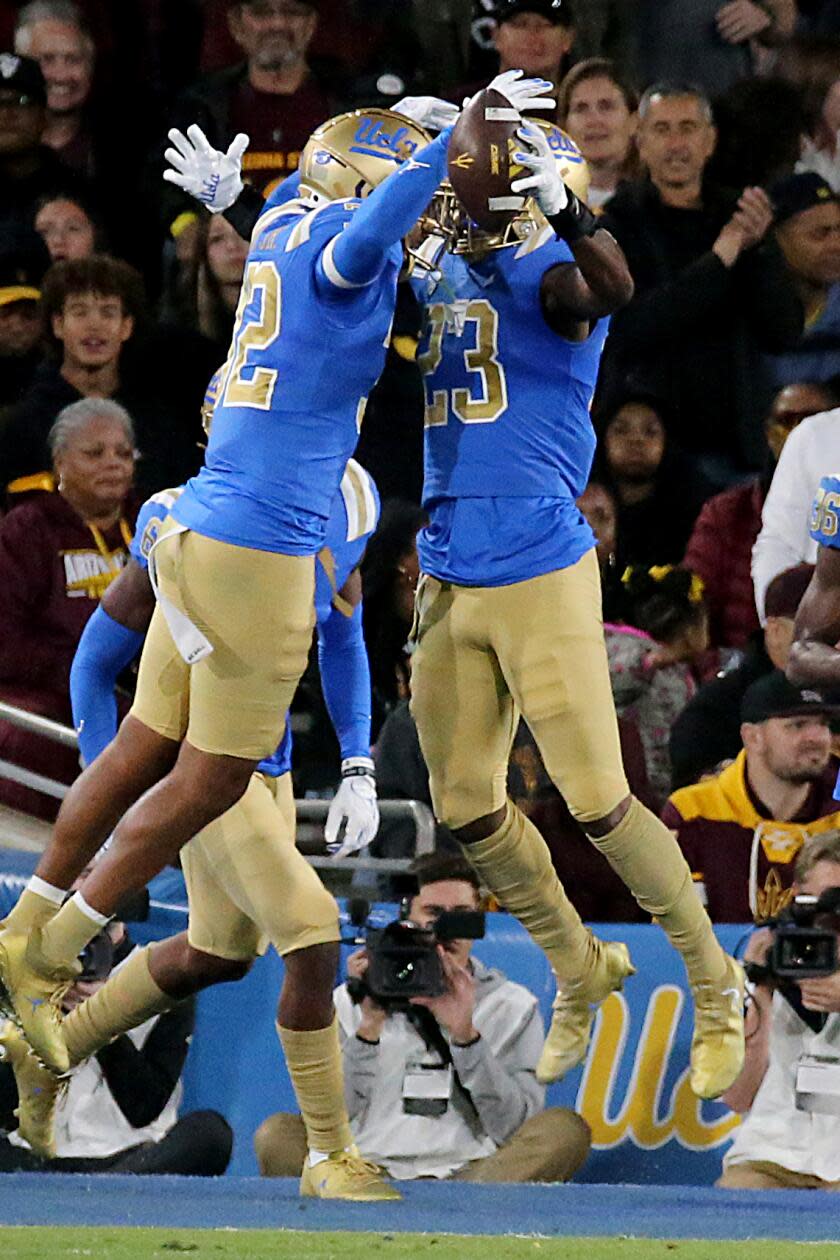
[719,831,840,1190]
[0,902,231,1177]
[255,854,591,1184]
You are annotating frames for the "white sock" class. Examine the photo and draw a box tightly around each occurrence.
[72,891,110,927]
[28,877,66,906]
[308,1149,330,1167]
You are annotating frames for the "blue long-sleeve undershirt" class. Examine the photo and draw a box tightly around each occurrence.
[70,605,144,767]
[317,601,371,761]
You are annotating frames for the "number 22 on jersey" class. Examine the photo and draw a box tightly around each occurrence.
[418,299,508,427]
[222,259,282,410]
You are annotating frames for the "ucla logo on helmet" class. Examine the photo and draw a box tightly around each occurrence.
[314,149,334,166]
[544,125,585,165]
[350,117,418,165]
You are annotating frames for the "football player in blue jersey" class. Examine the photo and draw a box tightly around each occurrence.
[10,449,394,1197]
[788,476,840,774]
[109,80,746,1097]
[0,108,469,1078]
[405,114,745,1101]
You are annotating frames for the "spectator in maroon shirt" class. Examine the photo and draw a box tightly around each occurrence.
[162,0,340,260]
[0,398,137,819]
[663,671,840,923]
[683,380,836,651]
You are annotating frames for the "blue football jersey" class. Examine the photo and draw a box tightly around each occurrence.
[412,231,607,586]
[260,459,380,777]
[173,199,400,556]
[810,475,840,549]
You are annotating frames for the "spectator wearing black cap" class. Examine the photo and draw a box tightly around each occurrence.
[669,564,818,791]
[0,52,92,234]
[685,381,837,652]
[768,172,840,390]
[449,0,575,117]
[0,226,49,407]
[599,82,803,489]
[662,670,840,923]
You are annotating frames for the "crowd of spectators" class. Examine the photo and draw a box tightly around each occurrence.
[5,0,840,1191]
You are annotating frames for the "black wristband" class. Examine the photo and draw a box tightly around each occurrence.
[355,1032,380,1045]
[547,191,600,244]
[222,184,265,243]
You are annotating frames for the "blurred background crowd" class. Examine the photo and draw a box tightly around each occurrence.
[3,0,840,929]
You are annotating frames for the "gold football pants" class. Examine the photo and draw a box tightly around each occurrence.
[131,524,315,760]
[182,772,340,960]
[410,548,629,829]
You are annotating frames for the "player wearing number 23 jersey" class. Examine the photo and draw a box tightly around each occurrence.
[408,121,745,1105]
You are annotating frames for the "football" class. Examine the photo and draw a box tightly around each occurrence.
[447,88,527,233]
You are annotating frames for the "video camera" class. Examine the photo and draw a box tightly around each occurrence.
[747,887,840,984]
[345,900,486,1011]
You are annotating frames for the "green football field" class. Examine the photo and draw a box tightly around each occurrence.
[1,1231,836,1260]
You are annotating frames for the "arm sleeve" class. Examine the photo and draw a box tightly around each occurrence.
[339,1031,380,1124]
[95,1000,195,1128]
[451,999,545,1145]
[317,601,372,761]
[70,605,144,767]
[320,129,452,292]
[752,423,819,622]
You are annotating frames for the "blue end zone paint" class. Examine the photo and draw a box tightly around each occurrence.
[0,1177,837,1241]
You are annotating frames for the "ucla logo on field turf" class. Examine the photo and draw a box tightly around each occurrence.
[350,118,419,164]
[576,988,740,1152]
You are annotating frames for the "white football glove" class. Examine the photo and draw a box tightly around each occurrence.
[511,122,568,216]
[162,124,249,213]
[476,68,556,115]
[394,95,460,132]
[325,757,380,859]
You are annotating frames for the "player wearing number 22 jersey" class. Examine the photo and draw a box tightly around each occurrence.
[408,166,745,1103]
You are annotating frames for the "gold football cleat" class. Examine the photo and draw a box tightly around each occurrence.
[300,1147,401,1201]
[0,928,77,1074]
[689,955,746,1100]
[0,1020,66,1158]
[537,940,636,1085]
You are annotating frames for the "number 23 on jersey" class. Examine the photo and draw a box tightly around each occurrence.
[418,299,508,427]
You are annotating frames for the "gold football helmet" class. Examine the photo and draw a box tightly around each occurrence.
[421,120,591,257]
[298,109,432,203]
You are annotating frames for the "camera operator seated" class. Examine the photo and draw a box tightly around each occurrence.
[718,831,840,1191]
[0,901,232,1176]
[254,854,591,1185]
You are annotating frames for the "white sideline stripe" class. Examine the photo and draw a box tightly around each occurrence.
[322,236,365,290]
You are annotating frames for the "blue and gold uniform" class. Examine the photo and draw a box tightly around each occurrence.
[415,234,606,587]
[71,461,380,960]
[409,231,626,829]
[408,220,741,1102]
[173,199,399,555]
[131,122,451,762]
